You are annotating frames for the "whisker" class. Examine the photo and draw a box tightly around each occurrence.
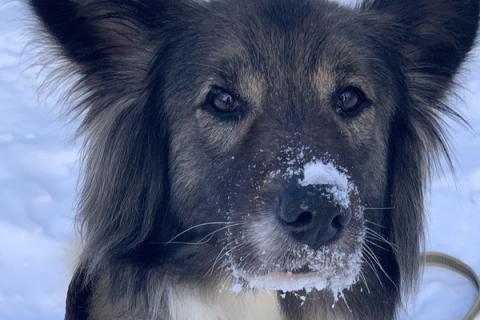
[364,219,386,229]
[164,223,246,246]
[341,292,352,313]
[364,238,389,251]
[196,223,245,242]
[359,271,371,294]
[164,222,235,244]
[366,233,398,252]
[363,207,395,211]
[237,249,256,270]
[206,241,247,277]
[162,241,207,246]
[363,244,398,290]
[365,228,398,250]
[362,252,383,288]
[204,240,234,278]
[365,234,396,253]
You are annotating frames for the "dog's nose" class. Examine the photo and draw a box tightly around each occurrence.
[275,184,351,249]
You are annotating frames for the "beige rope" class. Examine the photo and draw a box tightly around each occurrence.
[423,252,480,320]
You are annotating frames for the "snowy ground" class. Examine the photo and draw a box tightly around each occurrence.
[0,1,479,320]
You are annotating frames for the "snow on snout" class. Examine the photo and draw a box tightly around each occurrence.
[298,160,353,209]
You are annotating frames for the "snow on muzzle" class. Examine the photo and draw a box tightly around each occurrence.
[224,155,366,301]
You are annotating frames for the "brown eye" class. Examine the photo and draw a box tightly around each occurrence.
[335,86,368,115]
[208,87,239,113]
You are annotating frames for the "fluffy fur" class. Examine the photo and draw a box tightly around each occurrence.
[29,0,479,319]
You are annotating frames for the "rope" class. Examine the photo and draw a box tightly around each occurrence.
[423,252,480,320]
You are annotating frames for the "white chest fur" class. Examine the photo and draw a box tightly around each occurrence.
[167,286,284,320]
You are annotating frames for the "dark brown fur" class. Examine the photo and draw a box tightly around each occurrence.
[28,0,479,319]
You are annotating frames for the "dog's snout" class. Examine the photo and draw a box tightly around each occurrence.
[275,184,352,249]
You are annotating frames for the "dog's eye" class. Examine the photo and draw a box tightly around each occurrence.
[335,87,369,116]
[208,87,239,113]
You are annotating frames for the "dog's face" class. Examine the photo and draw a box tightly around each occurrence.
[30,0,478,311]
[164,1,395,292]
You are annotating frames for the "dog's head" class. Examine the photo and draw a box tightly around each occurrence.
[30,0,478,300]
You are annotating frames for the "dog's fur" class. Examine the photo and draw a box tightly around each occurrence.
[29,0,479,319]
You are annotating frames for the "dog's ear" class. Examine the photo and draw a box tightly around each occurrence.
[28,0,181,123]
[362,0,478,293]
[29,0,194,274]
[363,0,479,79]
[28,0,155,68]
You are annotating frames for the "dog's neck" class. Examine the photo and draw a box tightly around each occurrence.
[168,285,283,320]
[167,285,352,320]
[89,279,285,320]
[88,276,349,320]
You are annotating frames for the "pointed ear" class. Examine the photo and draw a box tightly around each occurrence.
[28,0,182,123]
[29,0,159,75]
[28,0,192,275]
[364,0,479,92]
[361,0,478,294]
[28,0,172,70]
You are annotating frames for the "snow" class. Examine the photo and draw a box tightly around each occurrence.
[271,147,354,209]
[226,243,364,301]
[242,250,363,299]
[0,2,79,320]
[228,157,362,299]
[0,1,479,320]
[299,160,352,209]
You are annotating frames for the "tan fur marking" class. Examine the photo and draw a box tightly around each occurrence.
[238,70,266,110]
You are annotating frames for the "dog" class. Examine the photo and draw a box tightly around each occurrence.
[29,0,479,319]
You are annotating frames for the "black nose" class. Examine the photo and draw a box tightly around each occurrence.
[275,184,352,249]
